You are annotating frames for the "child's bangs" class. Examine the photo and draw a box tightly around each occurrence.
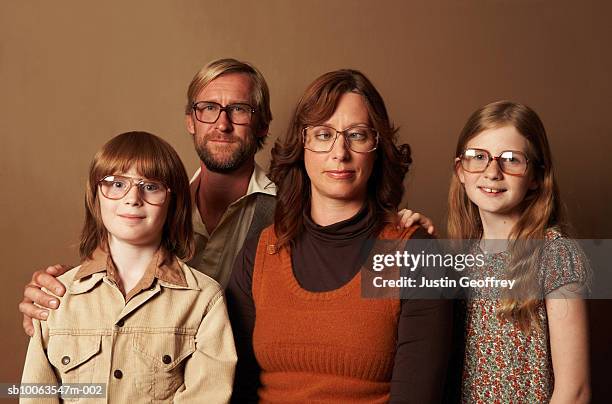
[94,133,174,183]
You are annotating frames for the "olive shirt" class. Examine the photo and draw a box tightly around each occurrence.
[21,247,237,403]
[187,164,277,288]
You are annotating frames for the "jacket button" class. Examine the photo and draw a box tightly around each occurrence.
[116,319,124,327]
[113,369,123,379]
[162,355,172,364]
[61,356,70,365]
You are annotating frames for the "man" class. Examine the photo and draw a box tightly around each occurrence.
[19,58,431,336]
[183,59,276,287]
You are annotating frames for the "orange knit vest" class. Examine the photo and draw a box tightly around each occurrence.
[252,223,418,403]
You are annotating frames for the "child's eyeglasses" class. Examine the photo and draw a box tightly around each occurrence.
[98,175,170,205]
[459,148,530,176]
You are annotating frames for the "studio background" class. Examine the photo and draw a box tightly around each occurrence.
[1,0,610,401]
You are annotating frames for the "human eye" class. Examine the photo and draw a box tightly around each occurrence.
[142,181,163,193]
[465,149,486,160]
[346,127,369,141]
[473,151,488,160]
[501,151,525,164]
[313,127,334,141]
[229,104,249,114]
[107,177,127,189]
[196,102,218,111]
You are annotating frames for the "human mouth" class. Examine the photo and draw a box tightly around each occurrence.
[325,170,356,180]
[478,186,506,195]
[208,138,235,143]
[206,133,238,143]
[118,214,146,221]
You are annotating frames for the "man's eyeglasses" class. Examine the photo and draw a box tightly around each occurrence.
[458,148,531,176]
[192,101,256,125]
[303,125,379,153]
[98,175,170,206]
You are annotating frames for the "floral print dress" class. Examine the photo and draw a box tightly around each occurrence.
[461,229,589,403]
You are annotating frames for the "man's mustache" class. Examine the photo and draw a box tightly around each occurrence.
[203,133,241,143]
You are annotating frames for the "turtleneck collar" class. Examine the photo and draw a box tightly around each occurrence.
[302,203,377,244]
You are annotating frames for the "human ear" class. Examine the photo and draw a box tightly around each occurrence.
[455,158,466,184]
[186,115,195,135]
[255,123,269,139]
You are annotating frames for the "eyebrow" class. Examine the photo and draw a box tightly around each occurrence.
[466,147,527,152]
[195,99,253,105]
[108,174,156,181]
[318,122,371,129]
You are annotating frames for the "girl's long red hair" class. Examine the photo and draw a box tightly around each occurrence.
[447,101,566,331]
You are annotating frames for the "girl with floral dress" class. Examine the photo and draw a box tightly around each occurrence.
[448,101,590,403]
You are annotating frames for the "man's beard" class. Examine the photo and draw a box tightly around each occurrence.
[194,134,257,173]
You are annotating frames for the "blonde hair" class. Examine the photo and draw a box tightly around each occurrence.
[185,58,272,149]
[80,131,194,261]
[447,100,566,331]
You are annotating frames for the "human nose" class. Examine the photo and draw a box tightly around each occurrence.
[330,132,350,160]
[483,157,503,180]
[123,182,143,206]
[215,108,233,132]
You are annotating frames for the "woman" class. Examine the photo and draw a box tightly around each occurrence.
[227,69,452,403]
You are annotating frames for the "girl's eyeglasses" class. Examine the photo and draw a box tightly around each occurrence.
[459,148,530,176]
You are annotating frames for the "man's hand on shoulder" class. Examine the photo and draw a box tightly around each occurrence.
[19,264,70,336]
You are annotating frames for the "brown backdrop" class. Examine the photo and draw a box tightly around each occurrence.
[1,0,610,401]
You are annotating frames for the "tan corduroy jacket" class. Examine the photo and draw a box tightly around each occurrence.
[21,248,237,403]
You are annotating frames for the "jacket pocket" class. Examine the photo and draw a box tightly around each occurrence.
[132,332,196,400]
[47,334,102,396]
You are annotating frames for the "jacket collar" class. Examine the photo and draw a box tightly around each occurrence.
[72,246,189,295]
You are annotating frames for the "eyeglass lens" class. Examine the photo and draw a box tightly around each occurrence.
[99,175,168,205]
[461,149,528,175]
[304,125,378,153]
[193,101,253,125]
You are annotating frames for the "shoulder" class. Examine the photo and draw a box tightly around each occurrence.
[57,265,82,285]
[53,265,93,295]
[179,261,224,303]
[542,228,585,261]
[379,223,429,240]
[540,228,590,294]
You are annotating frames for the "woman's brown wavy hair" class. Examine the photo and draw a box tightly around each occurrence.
[79,131,194,261]
[447,100,566,331]
[269,69,412,249]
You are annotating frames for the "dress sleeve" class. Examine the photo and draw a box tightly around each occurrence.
[540,235,591,297]
[390,228,453,403]
[226,235,260,404]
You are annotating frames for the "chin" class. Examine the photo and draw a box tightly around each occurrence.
[324,188,366,203]
[111,231,152,245]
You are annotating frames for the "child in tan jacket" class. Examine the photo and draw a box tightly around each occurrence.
[21,131,236,403]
